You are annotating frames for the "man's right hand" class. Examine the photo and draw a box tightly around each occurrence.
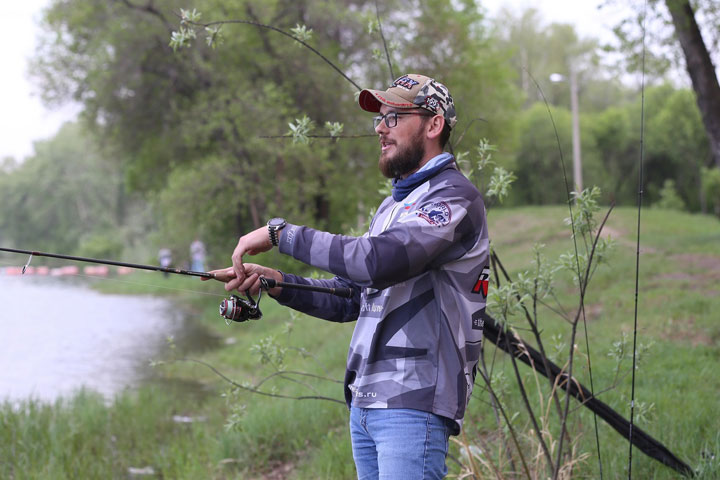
[205,263,283,297]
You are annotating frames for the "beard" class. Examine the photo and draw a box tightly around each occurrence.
[378,134,426,179]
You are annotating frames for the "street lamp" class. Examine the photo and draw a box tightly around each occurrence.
[550,68,583,192]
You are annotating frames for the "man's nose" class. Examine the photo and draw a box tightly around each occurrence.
[375,118,388,134]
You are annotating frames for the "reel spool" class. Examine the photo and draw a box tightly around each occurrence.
[219,291,262,323]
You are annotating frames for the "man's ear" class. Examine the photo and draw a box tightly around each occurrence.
[426,115,445,141]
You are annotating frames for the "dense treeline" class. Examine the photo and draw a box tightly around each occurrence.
[0,0,717,267]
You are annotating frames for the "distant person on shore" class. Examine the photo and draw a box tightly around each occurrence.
[158,247,172,278]
[190,238,207,272]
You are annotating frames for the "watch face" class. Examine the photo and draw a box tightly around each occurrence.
[268,217,286,228]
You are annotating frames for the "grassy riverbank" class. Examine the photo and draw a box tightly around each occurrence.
[1,206,719,479]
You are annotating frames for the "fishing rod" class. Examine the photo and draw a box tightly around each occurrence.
[0,245,354,324]
[0,246,215,278]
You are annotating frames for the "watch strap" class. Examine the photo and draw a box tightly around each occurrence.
[267,218,286,247]
[269,226,280,247]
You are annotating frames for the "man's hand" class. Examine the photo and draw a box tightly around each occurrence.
[204,263,283,297]
[230,226,273,286]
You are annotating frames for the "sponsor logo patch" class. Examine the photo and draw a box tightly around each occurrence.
[471,309,486,330]
[393,75,420,90]
[471,266,490,297]
[400,201,416,218]
[416,201,451,227]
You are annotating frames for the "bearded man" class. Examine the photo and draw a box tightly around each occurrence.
[209,74,490,479]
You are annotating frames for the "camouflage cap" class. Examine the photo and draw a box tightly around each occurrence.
[359,74,457,129]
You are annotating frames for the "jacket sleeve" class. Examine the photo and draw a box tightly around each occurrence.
[273,273,361,323]
[278,181,485,290]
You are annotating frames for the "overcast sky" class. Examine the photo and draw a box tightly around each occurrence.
[0,1,79,162]
[0,0,622,162]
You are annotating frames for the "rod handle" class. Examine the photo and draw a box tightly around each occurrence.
[260,277,354,298]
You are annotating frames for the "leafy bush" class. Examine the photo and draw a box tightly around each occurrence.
[702,167,720,216]
[655,179,686,211]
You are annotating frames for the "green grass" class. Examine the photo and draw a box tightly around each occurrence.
[472,206,720,478]
[1,206,718,479]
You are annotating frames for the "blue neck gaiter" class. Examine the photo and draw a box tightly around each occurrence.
[391,153,455,202]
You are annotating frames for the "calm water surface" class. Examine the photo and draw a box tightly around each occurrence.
[0,275,220,402]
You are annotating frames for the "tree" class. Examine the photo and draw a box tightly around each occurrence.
[492,7,626,112]
[609,0,720,168]
[0,123,129,257]
[645,85,710,210]
[665,0,720,168]
[31,0,519,261]
[588,105,638,204]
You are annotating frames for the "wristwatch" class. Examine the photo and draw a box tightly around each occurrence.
[267,217,287,247]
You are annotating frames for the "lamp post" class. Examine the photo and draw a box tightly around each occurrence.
[550,68,583,192]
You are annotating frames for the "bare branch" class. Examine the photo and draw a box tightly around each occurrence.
[176,357,345,405]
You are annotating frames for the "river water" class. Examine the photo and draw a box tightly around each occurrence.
[0,275,220,403]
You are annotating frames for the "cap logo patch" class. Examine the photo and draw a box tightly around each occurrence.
[416,201,451,227]
[393,75,420,91]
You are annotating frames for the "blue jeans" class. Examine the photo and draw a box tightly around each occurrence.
[349,407,452,480]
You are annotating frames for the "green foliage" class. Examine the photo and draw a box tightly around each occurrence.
[287,115,314,144]
[0,123,131,255]
[486,282,529,327]
[204,25,224,48]
[588,105,638,203]
[512,103,574,204]
[646,87,709,210]
[485,166,516,204]
[76,231,126,259]
[655,179,687,210]
[565,186,601,238]
[27,0,522,265]
[324,121,344,138]
[19,0,715,271]
[290,23,314,43]
[169,8,202,50]
[510,83,710,212]
[250,335,287,368]
[701,166,720,215]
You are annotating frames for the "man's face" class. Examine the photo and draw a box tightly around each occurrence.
[375,105,429,179]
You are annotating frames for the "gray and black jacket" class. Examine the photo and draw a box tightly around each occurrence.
[275,162,489,433]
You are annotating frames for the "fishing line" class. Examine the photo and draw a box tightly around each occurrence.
[70,271,228,298]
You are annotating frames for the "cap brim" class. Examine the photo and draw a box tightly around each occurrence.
[359,89,416,112]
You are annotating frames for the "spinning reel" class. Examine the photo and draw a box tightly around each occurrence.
[219,290,262,323]
[218,276,352,325]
